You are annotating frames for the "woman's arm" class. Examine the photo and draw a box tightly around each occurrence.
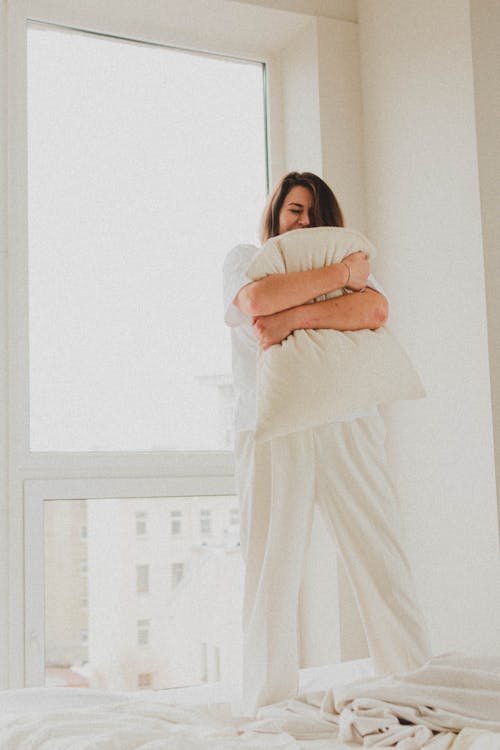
[234,251,369,317]
[252,288,388,350]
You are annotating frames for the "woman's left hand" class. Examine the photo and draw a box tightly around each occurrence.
[252,310,294,350]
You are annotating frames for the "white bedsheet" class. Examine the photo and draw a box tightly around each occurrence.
[0,653,499,750]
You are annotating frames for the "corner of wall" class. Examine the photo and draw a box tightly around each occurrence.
[469,0,500,538]
[316,15,366,229]
[0,0,10,690]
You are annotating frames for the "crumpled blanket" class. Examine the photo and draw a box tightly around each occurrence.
[245,652,500,748]
[1,653,499,750]
[0,700,299,750]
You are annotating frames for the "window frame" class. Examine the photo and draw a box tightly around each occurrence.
[6,0,296,689]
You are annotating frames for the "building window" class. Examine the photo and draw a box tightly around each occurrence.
[135,511,148,537]
[137,619,150,646]
[136,564,150,594]
[80,524,87,540]
[81,628,88,646]
[200,509,212,535]
[229,508,239,526]
[80,594,88,609]
[171,509,182,536]
[137,672,153,689]
[79,559,88,576]
[171,562,184,588]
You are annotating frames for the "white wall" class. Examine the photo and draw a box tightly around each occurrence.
[317,18,365,230]
[0,0,8,691]
[234,0,356,22]
[5,0,500,688]
[279,16,370,666]
[280,19,323,177]
[469,0,500,535]
[357,0,500,656]
[278,15,366,227]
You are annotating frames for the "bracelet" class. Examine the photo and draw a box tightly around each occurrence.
[340,260,351,289]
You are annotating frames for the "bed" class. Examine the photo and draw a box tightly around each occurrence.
[1,653,499,749]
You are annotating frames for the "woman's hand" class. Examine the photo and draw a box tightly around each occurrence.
[341,251,370,291]
[252,310,294,350]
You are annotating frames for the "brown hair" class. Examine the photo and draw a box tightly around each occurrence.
[260,171,344,243]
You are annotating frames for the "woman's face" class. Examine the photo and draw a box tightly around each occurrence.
[278,185,314,235]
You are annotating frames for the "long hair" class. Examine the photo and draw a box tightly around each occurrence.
[260,171,344,243]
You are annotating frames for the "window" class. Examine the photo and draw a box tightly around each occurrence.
[79,560,88,576]
[171,562,185,589]
[229,508,239,526]
[200,509,212,535]
[15,0,286,690]
[135,511,148,537]
[27,22,267,453]
[136,564,150,594]
[81,629,88,646]
[137,672,153,689]
[137,619,150,646]
[171,510,182,536]
[80,525,87,540]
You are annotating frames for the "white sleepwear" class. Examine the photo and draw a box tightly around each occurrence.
[223,243,432,716]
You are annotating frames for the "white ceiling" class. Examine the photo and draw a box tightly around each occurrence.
[231,0,358,23]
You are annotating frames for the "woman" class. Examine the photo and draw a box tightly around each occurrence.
[223,172,431,716]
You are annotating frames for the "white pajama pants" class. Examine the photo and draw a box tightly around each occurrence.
[234,415,432,716]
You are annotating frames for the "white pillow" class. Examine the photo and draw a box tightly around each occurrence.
[246,226,425,442]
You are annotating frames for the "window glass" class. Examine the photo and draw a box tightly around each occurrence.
[28,23,267,451]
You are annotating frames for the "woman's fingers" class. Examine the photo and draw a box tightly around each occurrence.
[252,312,292,349]
[343,250,370,290]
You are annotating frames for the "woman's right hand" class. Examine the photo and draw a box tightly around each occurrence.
[340,251,370,291]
